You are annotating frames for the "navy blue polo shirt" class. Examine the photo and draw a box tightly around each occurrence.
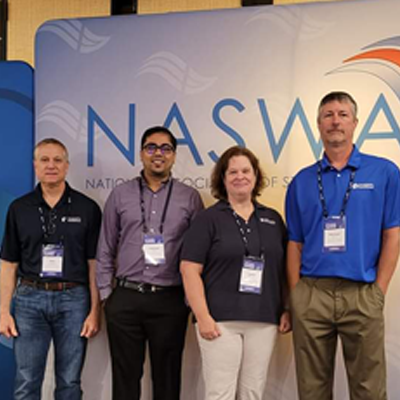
[1,183,102,284]
[286,146,400,282]
[181,200,287,325]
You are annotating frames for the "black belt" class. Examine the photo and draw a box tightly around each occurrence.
[20,278,82,291]
[117,279,181,294]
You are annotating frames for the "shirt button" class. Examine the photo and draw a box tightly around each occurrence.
[150,228,155,233]
[337,174,341,178]
[153,194,157,199]
[152,210,156,214]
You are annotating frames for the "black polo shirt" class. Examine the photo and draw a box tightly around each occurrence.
[1,183,102,284]
[181,200,287,324]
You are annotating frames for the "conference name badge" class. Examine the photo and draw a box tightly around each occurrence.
[142,234,166,265]
[239,256,264,294]
[41,244,64,277]
[323,216,346,252]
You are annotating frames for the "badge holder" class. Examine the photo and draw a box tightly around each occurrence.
[142,234,166,265]
[323,216,346,253]
[239,256,264,294]
[41,244,64,278]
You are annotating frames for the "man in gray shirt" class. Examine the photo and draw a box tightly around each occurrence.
[96,126,203,400]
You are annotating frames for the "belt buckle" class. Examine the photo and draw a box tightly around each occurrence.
[137,283,145,293]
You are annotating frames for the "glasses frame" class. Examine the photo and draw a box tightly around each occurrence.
[142,143,175,156]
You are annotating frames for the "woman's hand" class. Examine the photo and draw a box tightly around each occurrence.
[278,310,292,334]
[198,314,221,340]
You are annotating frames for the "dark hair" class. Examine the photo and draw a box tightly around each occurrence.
[211,146,266,201]
[34,138,69,161]
[141,126,177,150]
[318,91,358,120]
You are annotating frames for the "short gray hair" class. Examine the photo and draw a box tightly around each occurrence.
[318,91,358,121]
[34,138,69,161]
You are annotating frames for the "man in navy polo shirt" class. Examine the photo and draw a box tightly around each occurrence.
[286,92,400,400]
[0,138,102,400]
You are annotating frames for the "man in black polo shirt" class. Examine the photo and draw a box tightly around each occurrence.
[0,138,102,400]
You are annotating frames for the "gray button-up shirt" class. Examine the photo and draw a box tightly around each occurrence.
[96,176,203,300]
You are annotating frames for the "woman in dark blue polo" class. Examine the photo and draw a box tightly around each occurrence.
[180,146,290,400]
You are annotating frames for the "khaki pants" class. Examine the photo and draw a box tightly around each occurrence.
[195,321,277,400]
[290,277,386,400]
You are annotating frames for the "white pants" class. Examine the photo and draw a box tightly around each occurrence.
[195,321,278,400]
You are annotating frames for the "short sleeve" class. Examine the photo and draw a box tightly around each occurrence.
[181,209,214,265]
[383,162,400,229]
[285,178,304,243]
[85,200,102,259]
[1,202,21,262]
[277,211,288,249]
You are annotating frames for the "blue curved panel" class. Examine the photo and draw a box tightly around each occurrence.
[0,60,34,400]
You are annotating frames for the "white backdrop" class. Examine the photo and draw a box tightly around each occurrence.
[35,0,400,398]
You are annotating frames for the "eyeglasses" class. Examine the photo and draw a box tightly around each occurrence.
[142,143,175,156]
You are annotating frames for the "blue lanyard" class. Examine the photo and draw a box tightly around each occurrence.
[231,204,264,258]
[317,161,356,219]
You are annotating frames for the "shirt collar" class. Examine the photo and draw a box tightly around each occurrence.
[216,199,266,211]
[320,145,361,171]
[139,170,172,192]
[34,182,71,207]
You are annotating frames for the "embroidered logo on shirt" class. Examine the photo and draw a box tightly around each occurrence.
[61,216,82,223]
[259,217,276,225]
[352,183,374,190]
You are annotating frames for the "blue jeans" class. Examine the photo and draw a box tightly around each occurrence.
[13,284,90,400]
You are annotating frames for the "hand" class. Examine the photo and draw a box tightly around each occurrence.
[278,311,291,334]
[0,313,18,338]
[80,309,100,339]
[375,280,387,296]
[197,315,221,341]
[289,280,300,291]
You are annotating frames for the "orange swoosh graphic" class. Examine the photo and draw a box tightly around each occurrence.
[344,49,400,68]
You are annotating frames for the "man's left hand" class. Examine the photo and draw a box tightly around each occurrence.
[80,310,100,338]
[375,280,387,296]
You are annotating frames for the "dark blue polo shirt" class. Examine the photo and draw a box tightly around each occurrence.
[181,200,287,325]
[286,146,400,282]
[1,183,102,284]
